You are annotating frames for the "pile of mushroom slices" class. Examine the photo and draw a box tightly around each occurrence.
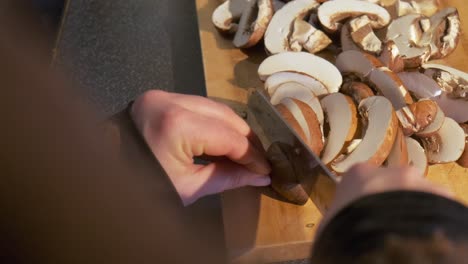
[259,51,467,177]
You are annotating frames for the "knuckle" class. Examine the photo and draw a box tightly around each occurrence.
[159,105,189,132]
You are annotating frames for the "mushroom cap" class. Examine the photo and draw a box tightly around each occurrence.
[405,137,428,176]
[212,0,253,33]
[408,99,439,132]
[420,117,465,164]
[264,71,329,96]
[378,40,405,73]
[318,0,391,32]
[233,0,274,48]
[335,50,383,79]
[320,93,358,164]
[258,52,343,92]
[264,0,319,54]
[423,63,468,100]
[432,93,468,123]
[331,96,398,173]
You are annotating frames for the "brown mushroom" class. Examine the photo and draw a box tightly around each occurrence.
[385,127,409,166]
[340,81,375,105]
[456,124,468,168]
[233,0,274,48]
[415,103,445,137]
[335,50,383,79]
[397,71,443,99]
[212,0,253,34]
[378,41,405,73]
[331,96,398,173]
[264,72,329,97]
[320,93,358,164]
[405,137,428,176]
[419,117,465,164]
[422,64,468,100]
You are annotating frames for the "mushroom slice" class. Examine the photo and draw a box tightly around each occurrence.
[340,22,362,52]
[258,52,343,92]
[378,41,405,73]
[272,0,286,12]
[335,50,383,79]
[417,7,460,59]
[431,93,468,123]
[264,0,319,54]
[317,0,391,33]
[397,71,442,99]
[349,15,383,54]
[340,81,375,105]
[385,14,431,68]
[269,82,325,127]
[368,68,414,109]
[405,137,428,176]
[212,0,253,34]
[456,124,468,168]
[398,0,439,17]
[420,117,465,164]
[385,127,409,166]
[290,19,332,54]
[408,99,439,132]
[277,98,324,155]
[422,64,468,100]
[320,93,358,164]
[331,96,398,173]
[264,72,329,97]
[233,0,274,48]
[415,103,445,137]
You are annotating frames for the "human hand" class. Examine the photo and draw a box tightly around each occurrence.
[319,163,454,232]
[130,90,271,205]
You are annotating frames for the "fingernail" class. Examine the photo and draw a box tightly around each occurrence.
[251,176,271,186]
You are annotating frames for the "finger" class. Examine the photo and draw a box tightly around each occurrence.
[192,161,271,198]
[184,114,271,175]
[168,93,251,136]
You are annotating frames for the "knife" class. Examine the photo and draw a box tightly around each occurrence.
[246,89,339,213]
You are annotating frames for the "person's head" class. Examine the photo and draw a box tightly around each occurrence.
[311,164,468,264]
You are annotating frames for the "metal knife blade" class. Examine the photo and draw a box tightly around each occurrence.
[246,89,338,213]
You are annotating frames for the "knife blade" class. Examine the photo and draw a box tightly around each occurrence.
[246,89,338,213]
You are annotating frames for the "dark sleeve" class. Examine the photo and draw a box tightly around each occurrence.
[311,191,468,262]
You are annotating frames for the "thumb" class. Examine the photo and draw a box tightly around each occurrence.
[189,161,270,203]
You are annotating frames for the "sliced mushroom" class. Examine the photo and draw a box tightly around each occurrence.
[378,41,405,73]
[264,72,329,96]
[335,50,383,79]
[385,14,431,68]
[385,127,409,166]
[264,0,319,54]
[320,93,358,164]
[408,99,438,132]
[340,81,375,105]
[258,51,343,92]
[340,22,362,52]
[397,71,442,99]
[417,7,460,59]
[272,0,286,12]
[368,68,414,109]
[456,124,468,168]
[415,103,445,137]
[431,93,468,123]
[277,98,324,155]
[233,0,274,48]
[269,82,325,127]
[422,64,468,100]
[317,0,391,33]
[331,96,398,173]
[398,0,439,17]
[405,137,428,176]
[420,117,465,164]
[290,19,332,54]
[212,0,253,34]
[343,139,362,155]
[349,15,383,54]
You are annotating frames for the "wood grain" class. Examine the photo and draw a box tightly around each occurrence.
[195,0,468,262]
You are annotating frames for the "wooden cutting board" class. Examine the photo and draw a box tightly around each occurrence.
[195,0,468,262]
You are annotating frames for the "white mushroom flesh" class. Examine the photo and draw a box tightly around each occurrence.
[397,71,442,99]
[212,0,254,33]
[280,97,312,143]
[405,137,428,176]
[258,52,343,92]
[264,71,329,96]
